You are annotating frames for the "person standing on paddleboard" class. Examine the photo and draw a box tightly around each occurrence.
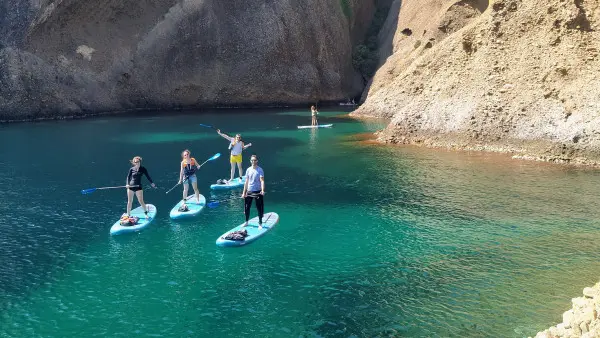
[216,130,252,182]
[311,105,319,126]
[242,154,265,229]
[125,156,156,219]
[178,149,202,209]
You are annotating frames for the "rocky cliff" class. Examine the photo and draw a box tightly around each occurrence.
[0,0,375,120]
[533,282,600,338]
[354,0,600,165]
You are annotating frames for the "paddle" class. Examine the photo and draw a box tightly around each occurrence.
[207,193,261,208]
[166,153,222,194]
[81,185,139,195]
[199,123,217,130]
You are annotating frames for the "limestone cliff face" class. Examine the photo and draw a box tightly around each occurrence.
[354,0,600,165]
[0,0,374,120]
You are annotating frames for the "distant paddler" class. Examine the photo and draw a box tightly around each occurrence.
[311,105,319,126]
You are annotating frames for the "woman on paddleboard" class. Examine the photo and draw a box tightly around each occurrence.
[125,156,156,218]
[178,149,202,209]
[216,130,252,182]
[242,154,265,229]
[311,105,318,126]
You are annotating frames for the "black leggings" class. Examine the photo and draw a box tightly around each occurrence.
[244,191,264,223]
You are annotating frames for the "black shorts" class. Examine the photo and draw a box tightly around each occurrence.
[128,186,143,192]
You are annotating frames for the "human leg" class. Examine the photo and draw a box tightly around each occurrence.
[243,195,253,226]
[126,188,134,216]
[135,190,149,219]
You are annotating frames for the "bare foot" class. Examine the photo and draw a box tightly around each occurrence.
[242,222,248,227]
[258,223,263,230]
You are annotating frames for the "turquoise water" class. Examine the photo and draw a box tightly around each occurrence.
[2,108,600,337]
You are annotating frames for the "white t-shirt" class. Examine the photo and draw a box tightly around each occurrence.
[223,135,243,155]
[229,140,243,155]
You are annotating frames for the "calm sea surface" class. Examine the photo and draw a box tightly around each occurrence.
[1,108,600,337]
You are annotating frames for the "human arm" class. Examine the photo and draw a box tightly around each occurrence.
[126,168,132,187]
[142,167,157,188]
[243,142,252,149]
[178,164,184,184]
[216,129,233,142]
[260,176,265,195]
[242,170,249,197]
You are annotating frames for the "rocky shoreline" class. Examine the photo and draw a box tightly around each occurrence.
[353,0,600,168]
[533,282,600,338]
[348,113,600,167]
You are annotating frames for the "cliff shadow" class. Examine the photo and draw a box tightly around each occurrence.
[358,0,401,103]
[376,0,401,66]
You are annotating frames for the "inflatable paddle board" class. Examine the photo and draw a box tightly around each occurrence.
[169,194,206,219]
[110,204,157,235]
[210,176,246,190]
[216,212,279,247]
[297,124,333,129]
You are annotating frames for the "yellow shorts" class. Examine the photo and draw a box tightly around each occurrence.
[230,154,242,164]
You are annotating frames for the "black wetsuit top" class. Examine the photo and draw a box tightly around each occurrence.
[127,166,153,188]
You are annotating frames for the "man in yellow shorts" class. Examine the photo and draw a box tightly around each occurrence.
[217,129,252,182]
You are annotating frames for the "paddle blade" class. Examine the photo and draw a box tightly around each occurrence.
[207,201,219,208]
[81,188,96,194]
[199,124,213,129]
[209,153,221,161]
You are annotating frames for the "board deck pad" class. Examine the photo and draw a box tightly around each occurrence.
[169,194,206,219]
[110,204,157,235]
[216,212,279,247]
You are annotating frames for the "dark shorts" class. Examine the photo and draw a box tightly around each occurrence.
[128,186,143,192]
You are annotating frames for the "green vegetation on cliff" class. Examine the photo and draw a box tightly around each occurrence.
[352,3,391,79]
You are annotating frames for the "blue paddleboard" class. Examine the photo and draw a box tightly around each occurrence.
[210,176,246,190]
[169,194,206,219]
[216,212,279,247]
[297,124,333,129]
[110,204,157,235]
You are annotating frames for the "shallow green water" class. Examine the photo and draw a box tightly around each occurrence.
[1,108,600,337]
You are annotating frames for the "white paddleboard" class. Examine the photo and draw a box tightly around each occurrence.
[297,124,333,129]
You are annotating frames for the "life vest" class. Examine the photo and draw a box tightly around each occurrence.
[182,158,197,177]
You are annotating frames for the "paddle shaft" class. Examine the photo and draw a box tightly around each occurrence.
[99,185,138,190]
[166,153,221,194]
[207,193,262,207]
[81,185,140,194]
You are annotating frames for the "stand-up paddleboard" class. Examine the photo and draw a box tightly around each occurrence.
[169,194,206,219]
[110,204,157,235]
[216,212,279,247]
[210,176,246,190]
[297,124,333,129]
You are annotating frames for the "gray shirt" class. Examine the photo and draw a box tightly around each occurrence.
[245,166,264,191]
